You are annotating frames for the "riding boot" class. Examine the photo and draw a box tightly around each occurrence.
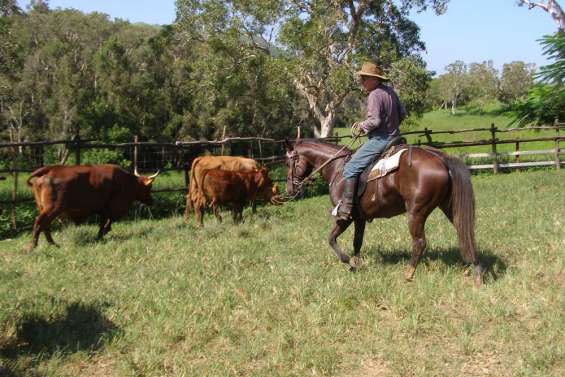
[336,178,357,221]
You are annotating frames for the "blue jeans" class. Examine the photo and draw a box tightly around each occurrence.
[343,136,392,179]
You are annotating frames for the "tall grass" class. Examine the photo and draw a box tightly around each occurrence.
[0,169,563,376]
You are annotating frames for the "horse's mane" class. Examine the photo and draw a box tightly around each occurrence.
[295,139,352,155]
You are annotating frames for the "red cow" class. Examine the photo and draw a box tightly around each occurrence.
[195,167,278,226]
[26,164,159,250]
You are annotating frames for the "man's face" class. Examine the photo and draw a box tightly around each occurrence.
[360,75,379,92]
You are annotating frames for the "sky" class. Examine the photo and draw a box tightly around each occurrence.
[16,0,559,75]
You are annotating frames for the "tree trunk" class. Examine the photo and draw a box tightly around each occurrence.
[319,110,337,138]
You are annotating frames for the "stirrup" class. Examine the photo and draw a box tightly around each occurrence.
[331,200,342,217]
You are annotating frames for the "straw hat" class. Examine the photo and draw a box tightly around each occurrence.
[355,62,389,81]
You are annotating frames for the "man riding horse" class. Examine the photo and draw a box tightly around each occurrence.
[336,62,406,221]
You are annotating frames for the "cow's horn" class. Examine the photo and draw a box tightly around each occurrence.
[147,170,160,179]
[134,167,141,177]
[295,126,301,144]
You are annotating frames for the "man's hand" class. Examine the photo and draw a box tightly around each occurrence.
[351,122,365,137]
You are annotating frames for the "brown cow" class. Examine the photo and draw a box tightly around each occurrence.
[194,167,278,226]
[26,164,159,250]
[185,155,259,219]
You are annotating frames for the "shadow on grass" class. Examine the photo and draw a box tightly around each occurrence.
[0,301,119,376]
[366,246,507,282]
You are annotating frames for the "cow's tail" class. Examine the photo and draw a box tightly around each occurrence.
[27,166,54,187]
[186,158,202,214]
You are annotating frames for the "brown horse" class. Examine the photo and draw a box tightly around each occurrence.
[285,139,483,287]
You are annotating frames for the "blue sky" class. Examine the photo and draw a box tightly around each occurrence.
[17,0,558,74]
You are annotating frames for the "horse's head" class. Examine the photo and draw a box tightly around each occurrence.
[284,140,313,197]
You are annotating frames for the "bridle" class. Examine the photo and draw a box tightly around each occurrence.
[283,134,361,201]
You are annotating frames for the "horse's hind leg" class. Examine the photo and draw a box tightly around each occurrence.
[328,219,353,265]
[405,213,427,281]
[350,218,366,270]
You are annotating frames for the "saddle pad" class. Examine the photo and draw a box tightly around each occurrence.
[368,149,406,181]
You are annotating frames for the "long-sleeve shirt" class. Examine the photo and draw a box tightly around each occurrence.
[359,84,406,138]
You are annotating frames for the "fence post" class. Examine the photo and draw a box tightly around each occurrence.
[10,138,18,230]
[555,119,561,170]
[74,134,81,165]
[490,123,498,174]
[424,128,432,144]
[515,141,520,167]
[220,126,226,155]
[133,135,139,173]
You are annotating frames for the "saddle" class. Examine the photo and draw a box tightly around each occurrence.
[356,136,407,198]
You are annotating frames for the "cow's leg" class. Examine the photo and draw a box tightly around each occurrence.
[28,210,59,251]
[97,217,112,240]
[184,194,191,222]
[211,201,222,223]
[251,201,257,214]
[195,202,204,226]
[232,207,243,224]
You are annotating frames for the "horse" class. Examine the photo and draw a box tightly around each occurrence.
[284,139,483,287]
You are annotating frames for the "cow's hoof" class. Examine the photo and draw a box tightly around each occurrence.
[404,266,416,282]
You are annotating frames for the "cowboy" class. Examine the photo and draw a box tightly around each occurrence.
[336,62,407,221]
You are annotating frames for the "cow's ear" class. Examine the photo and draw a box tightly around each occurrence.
[143,177,155,186]
[284,139,293,151]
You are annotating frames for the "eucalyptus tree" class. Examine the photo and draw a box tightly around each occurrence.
[176,0,449,137]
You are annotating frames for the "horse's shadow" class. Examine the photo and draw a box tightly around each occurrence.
[0,301,119,375]
[365,246,507,281]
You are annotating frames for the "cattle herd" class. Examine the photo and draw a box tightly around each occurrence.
[24,155,280,250]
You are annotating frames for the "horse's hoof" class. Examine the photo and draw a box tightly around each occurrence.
[350,256,363,269]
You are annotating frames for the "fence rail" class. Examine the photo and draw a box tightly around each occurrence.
[1,121,562,231]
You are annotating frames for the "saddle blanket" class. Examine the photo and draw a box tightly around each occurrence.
[367,148,407,181]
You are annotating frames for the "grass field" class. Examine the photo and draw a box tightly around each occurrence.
[0,169,563,376]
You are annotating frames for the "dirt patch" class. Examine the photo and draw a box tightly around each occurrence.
[342,358,391,377]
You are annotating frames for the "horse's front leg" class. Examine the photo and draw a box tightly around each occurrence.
[350,218,366,270]
[328,219,353,265]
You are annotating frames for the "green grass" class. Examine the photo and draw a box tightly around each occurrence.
[1,169,564,376]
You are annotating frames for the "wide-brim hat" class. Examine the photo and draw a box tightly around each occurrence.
[356,62,389,81]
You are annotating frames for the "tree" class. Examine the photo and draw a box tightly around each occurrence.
[437,60,469,114]
[498,61,536,103]
[466,60,499,106]
[388,56,432,126]
[176,0,449,137]
[512,32,565,124]
[517,0,565,30]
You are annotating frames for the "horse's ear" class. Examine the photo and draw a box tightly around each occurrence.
[284,138,293,151]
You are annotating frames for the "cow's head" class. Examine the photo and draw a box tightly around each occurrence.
[134,169,160,205]
[254,167,279,204]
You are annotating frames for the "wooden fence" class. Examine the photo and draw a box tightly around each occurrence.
[1,121,563,231]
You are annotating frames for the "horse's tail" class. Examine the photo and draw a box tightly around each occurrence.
[443,155,478,264]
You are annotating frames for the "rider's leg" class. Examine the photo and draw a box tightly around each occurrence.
[337,137,389,220]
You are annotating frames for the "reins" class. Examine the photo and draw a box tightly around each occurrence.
[280,134,361,202]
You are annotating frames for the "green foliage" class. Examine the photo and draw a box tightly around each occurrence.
[512,32,565,125]
[81,148,130,167]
